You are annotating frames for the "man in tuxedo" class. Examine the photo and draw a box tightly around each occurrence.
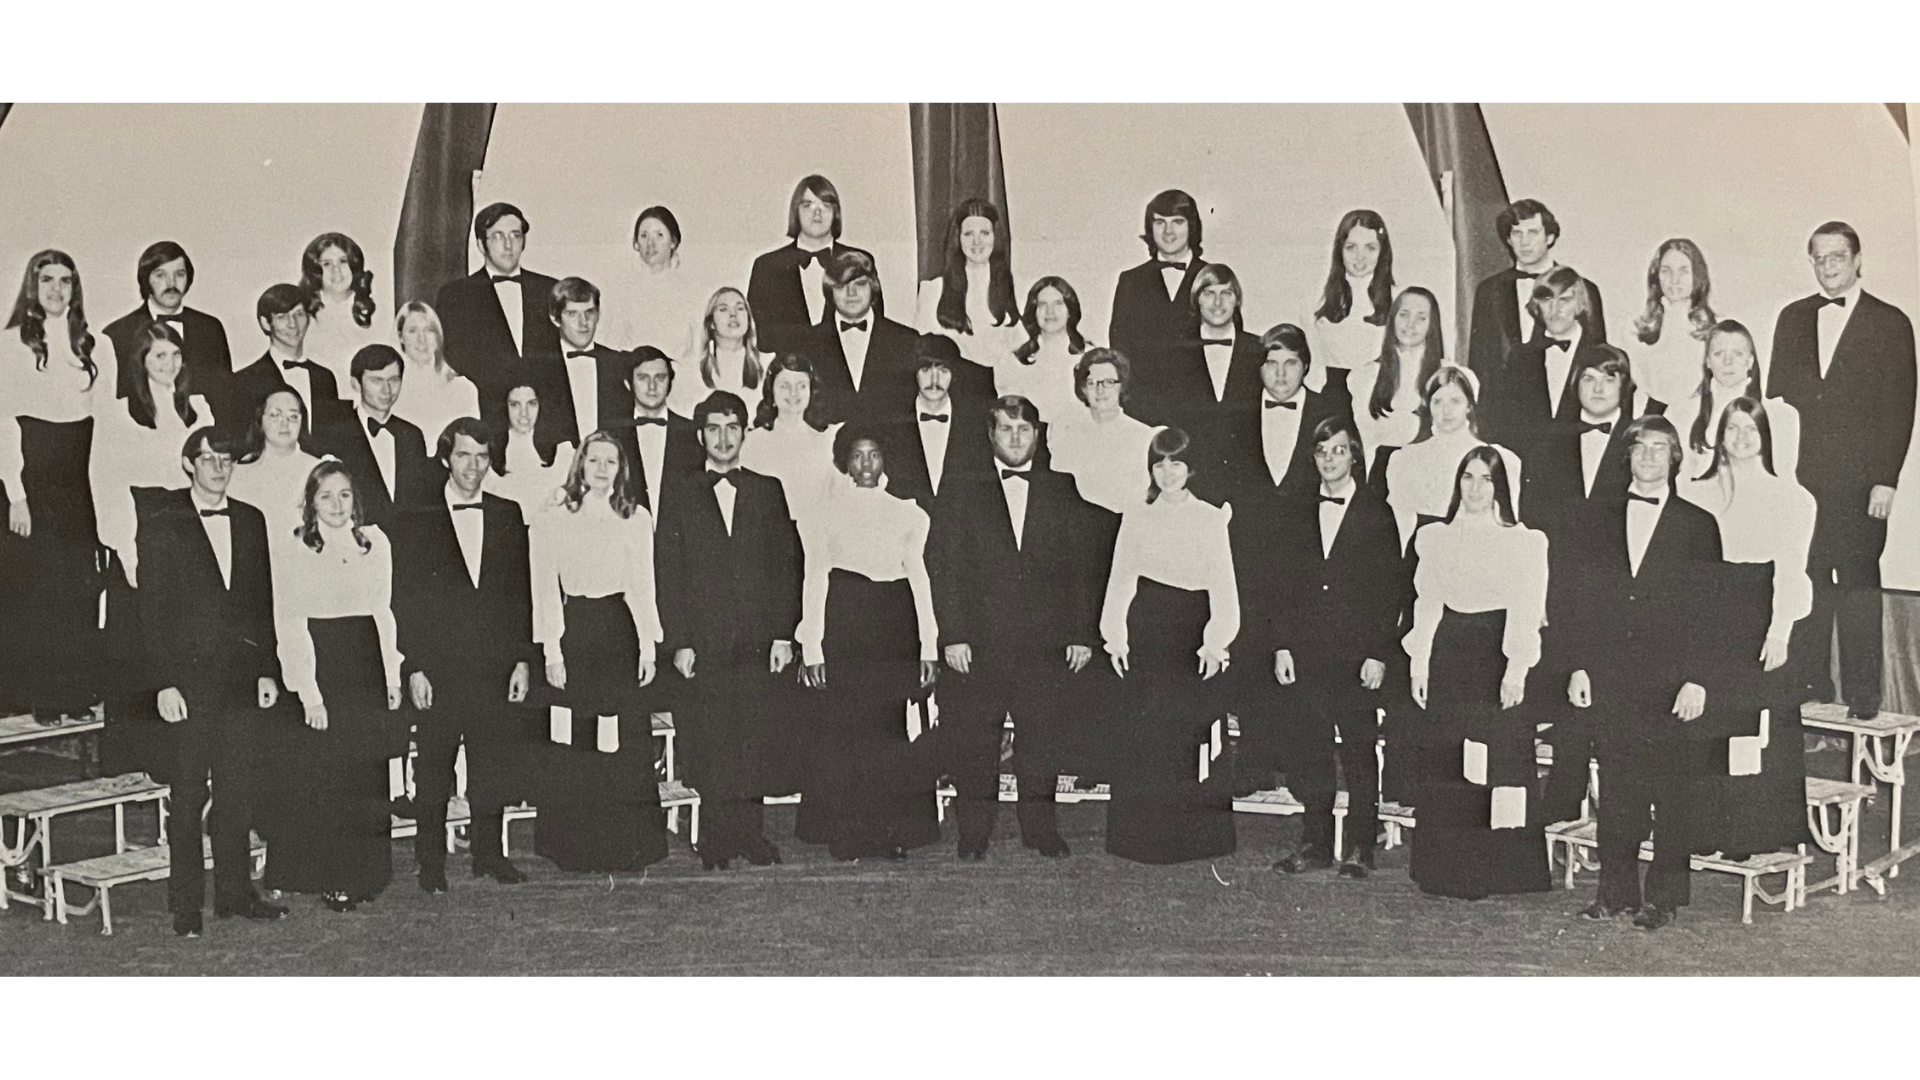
[1168,264,1265,492]
[882,335,995,506]
[228,283,348,432]
[391,418,536,892]
[613,347,703,518]
[1266,417,1404,878]
[929,395,1098,858]
[747,175,878,355]
[537,276,631,450]
[136,427,287,937]
[1556,415,1719,929]
[1109,189,1209,426]
[655,391,804,868]
[1770,221,1918,719]
[311,345,434,528]
[807,250,918,423]
[434,202,562,426]
[1467,199,1608,383]
[104,241,232,412]
[1481,265,1606,456]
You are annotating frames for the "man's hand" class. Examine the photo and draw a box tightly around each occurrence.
[1869,484,1897,520]
[409,671,434,711]
[1359,658,1385,691]
[1673,682,1706,722]
[769,641,794,674]
[157,687,188,724]
[257,678,278,709]
[1273,649,1295,686]
[944,643,972,675]
[507,662,530,703]
[673,648,697,680]
[1065,645,1092,673]
[1568,670,1592,708]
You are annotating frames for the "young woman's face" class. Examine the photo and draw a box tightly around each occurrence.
[1393,294,1432,350]
[710,291,750,343]
[846,438,885,488]
[1429,381,1471,435]
[144,338,184,388]
[1706,331,1752,387]
[1458,457,1497,515]
[960,215,995,265]
[582,440,622,492]
[1722,408,1763,462]
[634,217,676,268]
[261,391,304,451]
[773,368,812,417]
[1342,224,1381,280]
[1033,286,1070,336]
[506,386,540,436]
[313,472,355,529]
[1150,455,1191,495]
[36,263,74,318]
[318,245,354,296]
[1657,247,1694,306]
[400,311,438,364]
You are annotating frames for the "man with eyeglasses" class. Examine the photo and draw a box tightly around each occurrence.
[435,202,562,429]
[1769,221,1917,719]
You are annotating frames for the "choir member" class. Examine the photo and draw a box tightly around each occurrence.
[612,346,703,518]
[1667,318,1801,483]
[434,202,562,425]
[482,377,572,516]
[914,197,1023,366]
[391,418,536,891]
[1467,199,1608,382]
[1383,365,1522,552]
[540,276,630,450]
[1050,348,1161,515]
[1769,222,1916,719]
[795,424,942,860]
[807,249,919,423]
[90,322,211,585]
[1629,238,1717,410]
[1265,417,1402,877]
[1677,397,1817,858]
[1557,415,1720,929]
[930,395,1097,858]
[656,392,804,868]
[1518,346,1637,547]
[1308,209,1394,401]
[607,205,702,360]
[1480,266,1604,455]
[1098,427,1239,865]
[999,276,1092,430]
[529,431,668,872]
[103,241,232,415]
[228,388,325,553]
[882,334,995,506]
[394,301,481,452]
[299,232,383,396]
[667,287,771,420]
[230,283,348,432]
[1163,263,1264,492]
[1353,286,1448,484]
[136,427,287,936]
[267,460,408,912]
[1402,446,1552,898]
[2,250,108,724]
[738,352,843,520]
[310,344,434,529]
[748,176,877,355]
[1108,189,1208,427]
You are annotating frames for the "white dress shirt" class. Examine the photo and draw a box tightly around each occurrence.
[148,301,188,342]
[269,345,319,418]
[1816,282,1863,378]
[446,483,485,587]
[492,274,526,356]
[529,490,661,667]
[1260,385,1306,486]
[796,479,938,665]
[1318,476,1356,558]
[707,465,738,535]
[195,493,235,589]
[1403,515,1550,685]
[798,247,829,327]
[915,397,953,494]
[564,346,600,441]
[1625,487,1666,576]
[1542,324,1582,419]
[1099,493,1239,661]
[274,522,405,703]
[837,317,873,392]
[355,403,399,497]
[998,461,1032,549]
[1515,264,1558,344]
[1158,258,1190,302]
[1200,325,1235,402]
[90,385,211,581]
[633,410,669,520]
[1578,408,1620,496]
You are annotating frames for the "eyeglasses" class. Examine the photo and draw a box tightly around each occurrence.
[1085,378,1122,392]
[1313,446,1351,461]
[1809,253,1854,269]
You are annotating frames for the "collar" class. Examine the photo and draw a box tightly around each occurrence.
[445,483,483,510]
[564,340,598,357]
[1547,325,1583,352]
[1321,477,1356,500]
[705,460,740,475]
[1200,324,1236,343]
[267,343,302,366]
[633,406,670,424]
[998,461,1033,476]
[148,300,186,322]
[1821,282,1864,310]
[190,491,229,513]
[1627,485,1667,505]
[488,265,524,283]
[355,402,391,426]
[1580,409,1620,428]
[1264,385,1305,408]
[916,397,951,418]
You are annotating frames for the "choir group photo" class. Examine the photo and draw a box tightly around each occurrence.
[4,94,1920,989]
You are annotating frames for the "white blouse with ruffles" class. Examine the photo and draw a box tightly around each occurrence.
[1049,410,1160,515]
[1384,428,1526,551]
[528,490,661,668]
[89,386,213,581]
[1678,465,1817,645]
[1099,494,1240,662]
[795,478,938,666]
[1403,516,1549,687]
[274,522,405,705]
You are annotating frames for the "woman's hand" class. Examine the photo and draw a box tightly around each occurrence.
[1109,650,1129,679]
[919,660,938,689]
[8,502,30,538]
[637,656,657,688]
[802,662,827,689]
[1411,675,1428,710]
[304,701,329,732]
[1499,675,1526,710]
[1198,649,1228,681]
[1065,645,1092,673]
[1672,682,1706,722]
[1358,658,1385,691]
[769,641,794,674]
[1760,635,1790,673]
[545,662,567,690]
[386,684,402,711]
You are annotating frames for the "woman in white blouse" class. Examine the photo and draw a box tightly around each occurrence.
[999,276,1094,430]
[1354,286,1448,488]
[606,205,702,360]
[299,232,382,396]
[229,388,327,554]
[482,379,572,516]
[1628,239,1717,410]
[90,322,211,585]
[528,430,667,872]
[267,460,406,913]
[914,198,1023,367]
[1666,318,1801,483]
[1049,348,1161,516]
[393,301,480,449]
[668,287,770,419]
[794,424,940,861]
[1677,396,1817,858]
[2,249,111,725]
[1384,365,1523,550]
[1098,427,1239,865]
[738,353,842,524]
[1308,209,1395,401]
[1402,446,1552,898]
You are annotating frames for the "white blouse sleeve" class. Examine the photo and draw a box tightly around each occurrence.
[0,354,25,495]
[89,413,137,573]
[625,507,662,663]
[1498,443,1524,518]
[367,529,405,690]
[903,506,939,663]
[1501,528,1550,684]
[275,548,322,705]
[1403,526,1446,684]
[1200,503,1240,660]
[795,514,831,666]
[914,279,946,336]
[1768,486,1817,644]
[529,508,567,667]
[1098,513,1142,658]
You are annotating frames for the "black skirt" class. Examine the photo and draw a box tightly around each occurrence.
[261,615,407,898]
[1690,561,1810,856]
[0,417,101,714]
[1407,607,1550,898]
[1105,578,1237,865]
[532,593,667,873]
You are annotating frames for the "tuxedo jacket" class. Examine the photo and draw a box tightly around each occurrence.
[135,487,277,698]
[1158,330,1266,485]
[746,241,878,356]
[1108,257,1208,427]
[805,314,922,425]
[1481,338,1610,457]
[1769,289,1917,497]
[1519,415,1634,545]
[104,306,232,410]
[434,268,563,411]
[1467,267,1607,384]
[227,351,350,433]
[528,342,634,449]
[389,492,535,683]
[928,466,1098,661]
[1261,482,1405,668]
[879,372,998,507]
[1225,386,1353,504]
[311,410,435,529]
[654,467,802,657]
[610,411,705,516]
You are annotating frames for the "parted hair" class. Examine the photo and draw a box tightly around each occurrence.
[1014,276,1088,363]
[936,198,1018,335]
[474,202,529,243]
[549,276,602,321]
[297,459,373,554]
[786,175,843,240]
[753,352,833,433]
[1366,286,1445,421]
[1140,189,1203,257]
[8,250,99,388]
[1315,209,1394,327]
[435,416,495,467]
[560,430,641,519]
[1073,347,1133,407]
[1443,444,1519,526]
[1633,238,1715,346]
[1623,414,1685,477]
[300,232,376,329]
[135,241,194,300]
[126,321,202,431]
[1698,395,1777,482]
[1259,323,1313,371]
[1688,319,1766,458]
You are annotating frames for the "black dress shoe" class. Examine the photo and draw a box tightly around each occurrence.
[741,837,781,867]
[884,844,908,861]
[958,847,986,861]
[697,846,732,871]
[1337,855,1372,880]
[1633,903,1677,930]
[173,911,202,938]
[1027,832,1071,858]
[419,866,449,894]
[321,891,359,913]
[1580,900,1638,921]
[472,858,529,885]
[215,894,289,921]
[1849,703,1881,721]
[1272,851,1335,875]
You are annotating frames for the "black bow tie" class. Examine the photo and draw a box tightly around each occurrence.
[1516,271,1540,281]
[1265,398,1299,410]
[707,470,736,487]
[633,416,667,428]
[1157,260,1189,273]
[366,416,392,438]
[798,248,830,270]
[154,313,185,326]
[281,359,316,372]
[566,349,594,359]
[1001,468,1030,482]
[1578,420,1614,435]
[919,412,948,423]
[1816,295,1848,309]
[839,319,868,333]
[1626,491,1661,505]
[1201,338,1234,348]
[199,507,230,518]
[1545,338,1572,352]
[450,501,482,511]
[490,273,523,284]
[1318,493,1346,505]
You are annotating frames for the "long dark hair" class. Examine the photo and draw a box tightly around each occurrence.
[1688,320,1764,458]
[7,250,99,387]
[1014,276,1087,364]
[754,352,833,433]
[126,322,200,430]
[1140,189,1203,258]
[561,430,640,518]
[298,460,372,553]
[1697,396,1776,483]
[499,377,560,473]
[1144,426,1196,504]
[1633,238,1715,346]
[935,198,1018,335]
[1314,209,1394,327]
[1443,444,1518,526]
[300,232,376,329]
[239,387,311,464]
[1367,287,1445,420]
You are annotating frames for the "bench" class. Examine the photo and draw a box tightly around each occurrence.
[485,780,702,860]
[46,832,267,936]
[1,773,170,918]
[1801,703,1920,888]
[1544,819,1812,924]
[1805,776,1876,896]
[933,775,1113,822]
[0,711,105,750]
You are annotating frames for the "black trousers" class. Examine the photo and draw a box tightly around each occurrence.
[1798,487,1887,713]
[944,651,1068,849]
[165,682,258,915]
[1596,725,1693,910]
[412,671,518,873]
[1541,699,1595,826]
[1283,656,1382,859]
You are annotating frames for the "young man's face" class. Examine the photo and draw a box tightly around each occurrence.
[1151,214,1191,259]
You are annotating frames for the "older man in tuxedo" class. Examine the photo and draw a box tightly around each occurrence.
[435,202,562,424]
[104,241,233,413]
